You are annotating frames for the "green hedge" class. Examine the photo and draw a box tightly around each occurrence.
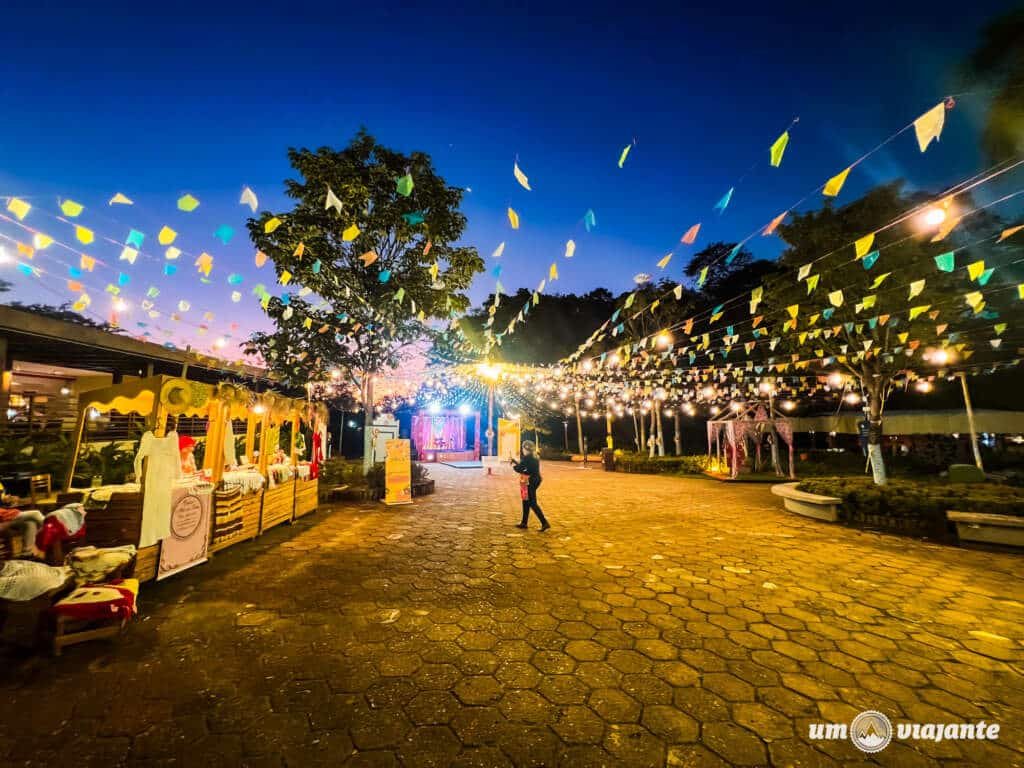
[797,476,1024,523]
[613,452,710,475]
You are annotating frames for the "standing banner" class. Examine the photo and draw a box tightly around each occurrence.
[384,438,413,505]
[158,482,213,580]
[498,418,521,461]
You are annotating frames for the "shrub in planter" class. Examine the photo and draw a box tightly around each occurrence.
[613,452,709,475]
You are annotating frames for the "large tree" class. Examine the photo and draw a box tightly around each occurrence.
[762,181,1016,483]
[246,131,484,470]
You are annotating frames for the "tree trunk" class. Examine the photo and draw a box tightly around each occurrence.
[362,374,375,475]
[865,384,887,485]
[639,410,646,453]
[673,411,682,455]
[648,410,656,458]
[655,407,665,457]
[575,395,584,456]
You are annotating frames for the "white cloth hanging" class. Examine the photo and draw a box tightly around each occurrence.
[223,419,238,468]
[134,431,181,548]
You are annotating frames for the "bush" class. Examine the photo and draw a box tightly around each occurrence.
[613,452,709,475]
[797,476,1024,525]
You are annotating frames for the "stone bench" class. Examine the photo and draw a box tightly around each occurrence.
[770,482,841,522]
[947,511,1024,548]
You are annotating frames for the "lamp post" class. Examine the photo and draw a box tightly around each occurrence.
[562,420,569,451]
[958,372,984,471]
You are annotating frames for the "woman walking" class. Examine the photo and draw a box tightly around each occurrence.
[511,441,550,531]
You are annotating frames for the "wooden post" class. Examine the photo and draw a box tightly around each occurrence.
[0,336,9,423]
[65,405,90,491]
[290,406,301,466]
[245,413,257,465]
[673,410,682,455]
[574,393,584,456]
[606,411,613,450]
[959,372,984,472]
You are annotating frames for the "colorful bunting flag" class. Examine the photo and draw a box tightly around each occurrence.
[120,246,138,264]
[823,167,851,197]
[931,215,962,242]
[763,212,786,236]
[343,224,360,241]
[967,260,985,281]
[214,225,234,244]
[109,192,133,206]
[507,207,520,229]
[828,291,844,307]
[565,240,576,258]
[617,144,632,169]
[913,102,946,152]
[177,194,200,212]
[492,241,505,259]
[861,251,879,270]
[514,160,531,190]
[583,209,597,232]
[908,279,925,299]
[6,198,30,220]
[255,250,268,267]
[240,186,258,212]
[681,223,701,244]
[806,274,819,294]
[714,188,733,213]
[75,226,94,245]
[999,225,1023,242]
[60,199,84,217]
[264,217,282,233]
[396,174,414,197]
[869,272,891,289]
[934,252,955,272]
[854,233,874,258]
[770,131,790,167]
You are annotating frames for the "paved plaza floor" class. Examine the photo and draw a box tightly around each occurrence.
[2,463,1022,767]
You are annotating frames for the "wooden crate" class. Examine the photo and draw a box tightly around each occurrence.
[82,491,144,548]
[133,543,161,583]
[260,480,294,532]
[293,478,318,518]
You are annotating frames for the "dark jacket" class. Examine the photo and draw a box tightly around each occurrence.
[512,453,542,486]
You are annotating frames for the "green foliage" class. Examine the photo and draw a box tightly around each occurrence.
[961,9,1024,163]
[613,452,710,475]
[245,130,484,386]
[0,434,75,487]
[797,476,1024,527]
[74,441,136,486]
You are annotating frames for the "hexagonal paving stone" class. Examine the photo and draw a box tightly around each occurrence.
[537,674,589,705]
[499,690,554,724]
[606,650,652,674]
[702,672,756,702]
[350,709,412,751]
[451,706,506,747]
[377,653,423,677]
[531,650,577,674]
[642,704,699,743]
[495,661,542,690]
[702,722,768,766]
[575,661,623,689]
[588,688,641,723]
[365,679,419,709]
[603,723,666,765]
[397,725,461,768]
[551,705,606,744]
[564,640,607,662]
[621,673,673,704]
[454,676,504,706]
[405,691,462,725]
[732,702,794,739]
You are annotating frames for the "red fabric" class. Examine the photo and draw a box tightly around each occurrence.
[0,508,19,523]
[311,432,323,480]
[35,516,86,551]
[178,434,196,450]
[519,477,529,501]
[51,579,138,621]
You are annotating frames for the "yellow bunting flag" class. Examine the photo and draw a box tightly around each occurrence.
[964,291,983,308]
[870,272,891,289]
[565,239,576,258]
[806,274,819,294]
[513,161,531,191]
[1018,284,1024,300]
[549,262,558,280]
[265,217,282,233]
[769,131,789,167]
[255,250,268,267]
[165,247,181,260]
[797,263,811,281]
[999,225,1023,242]
[828,290,844,307]
[7,198,31,220]
[697,266,709,287]
[823,167,851,197]
[60,199,84,217]
[177,194,200,212]
[618,144,632,168]
[913,102,945,152]
[343,223,360,241]
[74,226,94,245]
[109,192,134,205]
[787,304,800,319]
[429,262,439,282]
[763,212,786,236]
[195,252,213,276]
[908,279,925,299]
[681,223,700,244]
[909,304,931,320]
[507,207,520,229]
[158,226,177,245]
[120,246,138,264]
[280,270,292,285]
[967,260,985,281]
[750,287,763,314]
[80,254,96,271]
[33,233,53,250]
[854,233,874,258]
[657,253,672,269]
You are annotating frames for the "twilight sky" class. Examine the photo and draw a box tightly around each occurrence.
[0,0,1017,356]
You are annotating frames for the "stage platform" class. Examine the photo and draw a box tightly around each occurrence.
[420,449,478,463]
[441,460,483,469]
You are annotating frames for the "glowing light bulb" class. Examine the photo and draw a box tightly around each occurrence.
[781,400,796,411]
[923,207,946,228]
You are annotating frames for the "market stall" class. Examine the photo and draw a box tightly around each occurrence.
[293,401,325,519]
[257,393,299,532]
[65,376,218,581]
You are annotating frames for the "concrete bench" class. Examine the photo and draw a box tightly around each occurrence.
[770,482,841,522]
[948,511,1024,548]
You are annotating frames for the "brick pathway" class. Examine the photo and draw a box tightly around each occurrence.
[2,463,1022,767]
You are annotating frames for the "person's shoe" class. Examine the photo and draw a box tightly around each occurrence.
[539,523,551,532]
[515,523,528,529]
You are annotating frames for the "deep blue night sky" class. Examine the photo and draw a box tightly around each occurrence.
[0,0,1017,354]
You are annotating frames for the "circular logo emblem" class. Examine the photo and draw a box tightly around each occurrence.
[170,495,203,539]
[850,710,892,753]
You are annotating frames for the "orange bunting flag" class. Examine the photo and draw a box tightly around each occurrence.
[854,233,874,258]
[294,242,305,257]
[913,102,946,153]
[80,254,96,271]
[67,280,83,292]
[254,250,268,267]
[17,242,34,259]
[680,223,700,244]
[763,212,786,236]
[999,225,1023,242]
[360,251,379,267]
[931,215,962,242]
[823,167,851,197]
[195,252,214,277]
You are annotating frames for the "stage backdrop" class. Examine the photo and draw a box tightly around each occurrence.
[411,414,465,453]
